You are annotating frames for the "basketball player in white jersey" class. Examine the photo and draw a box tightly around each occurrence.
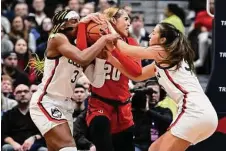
[106,22,218,151]
[29,10,119,151]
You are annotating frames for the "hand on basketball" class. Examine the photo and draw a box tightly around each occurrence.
[80,13,105,24]
[103,33,120,43]
[105,42,115,52]
[106,21,118,34]
[97,49,108,59]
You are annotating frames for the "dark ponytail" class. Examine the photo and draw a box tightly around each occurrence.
[158,22,195,71]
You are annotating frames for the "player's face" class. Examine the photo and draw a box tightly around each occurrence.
[149,25,161,46]
[64,18,79,38]
[114,11,131,37]
[149,25,166,46]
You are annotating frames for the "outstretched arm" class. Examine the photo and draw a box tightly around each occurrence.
[107,52,156,81]
[115,40,165,60]
[53,33,118,67]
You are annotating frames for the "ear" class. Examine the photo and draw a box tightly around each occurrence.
[160,37,166,44]
[110,17,117,25]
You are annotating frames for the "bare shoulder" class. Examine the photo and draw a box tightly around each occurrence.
[49,33,69,45]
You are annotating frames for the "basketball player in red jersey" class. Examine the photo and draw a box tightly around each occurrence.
[78,7,142,151]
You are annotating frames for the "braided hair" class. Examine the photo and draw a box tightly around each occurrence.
[50,9,72,35]
[26,10,79,76]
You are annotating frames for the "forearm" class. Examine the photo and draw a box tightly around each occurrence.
[109,55,143,81]
[79,37,107,66]
[116,40,157,59]
[4,137,18,145]
[84,58,106,88]
[113,50,142,77]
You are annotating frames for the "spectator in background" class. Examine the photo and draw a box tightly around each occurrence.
[72,84,87,120]
[67,0,80,13]
[1,75,15,100]
[1,25,14,55]
[73,110,96,151]
[1,16,11,34]
[14,38,38,84]
[83,2,95,13]
[129,14,152,66]
[1,75,18,113]
[145,80,174,136]
[36,17,53,60]
[1,51,30,87]
[193,9,213,68]
[132,80,174,151]
[14,2,29,18]
[30,84,38,95]
[80,7,92,18]
[98,0,110,12]
[129,14,150,47]
[32,0,47,26]
[24,13,40,41]
[2,84,47,151]
[162,4,185,34]
[8,16,36,52]
[122,4,133,16]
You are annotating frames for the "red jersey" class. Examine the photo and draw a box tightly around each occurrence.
[91,37,142,102]
[76,23,142,102]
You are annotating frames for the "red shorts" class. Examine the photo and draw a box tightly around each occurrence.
[86,97,134,134]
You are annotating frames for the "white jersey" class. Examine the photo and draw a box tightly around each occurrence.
[154,60,205,104]
[37,56,83,100]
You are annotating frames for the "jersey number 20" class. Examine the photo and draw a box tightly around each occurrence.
[104,64,121,81]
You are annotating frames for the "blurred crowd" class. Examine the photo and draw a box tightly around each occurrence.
[1,0,214,151]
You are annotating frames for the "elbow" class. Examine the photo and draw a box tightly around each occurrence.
[76,57,90,67]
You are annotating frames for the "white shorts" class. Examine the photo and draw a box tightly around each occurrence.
[29,90,76,135]
[169,95,218,145]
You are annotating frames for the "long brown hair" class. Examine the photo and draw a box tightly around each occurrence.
[158,22,195,71]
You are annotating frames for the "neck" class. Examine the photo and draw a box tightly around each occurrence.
[3,66,15,76]
[18,103,29,112]
[75,102,85,111]
[36,11,43,15]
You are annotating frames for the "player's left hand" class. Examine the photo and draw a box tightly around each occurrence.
[22,136,36,151]
[80,13,105,24]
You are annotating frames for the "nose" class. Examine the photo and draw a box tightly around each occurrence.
[148,34,151,39]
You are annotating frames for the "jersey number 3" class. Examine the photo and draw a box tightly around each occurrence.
[104,64,121,81]
[71,70,79,83]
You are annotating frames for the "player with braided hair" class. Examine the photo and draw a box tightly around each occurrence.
[29,10,119,151]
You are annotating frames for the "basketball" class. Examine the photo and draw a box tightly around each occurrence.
[86,21,108,45]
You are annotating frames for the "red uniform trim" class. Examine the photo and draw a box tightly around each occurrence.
[164,70,188,130]
[37,59,67,123]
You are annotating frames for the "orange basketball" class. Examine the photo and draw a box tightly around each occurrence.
[86,21,108,45]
